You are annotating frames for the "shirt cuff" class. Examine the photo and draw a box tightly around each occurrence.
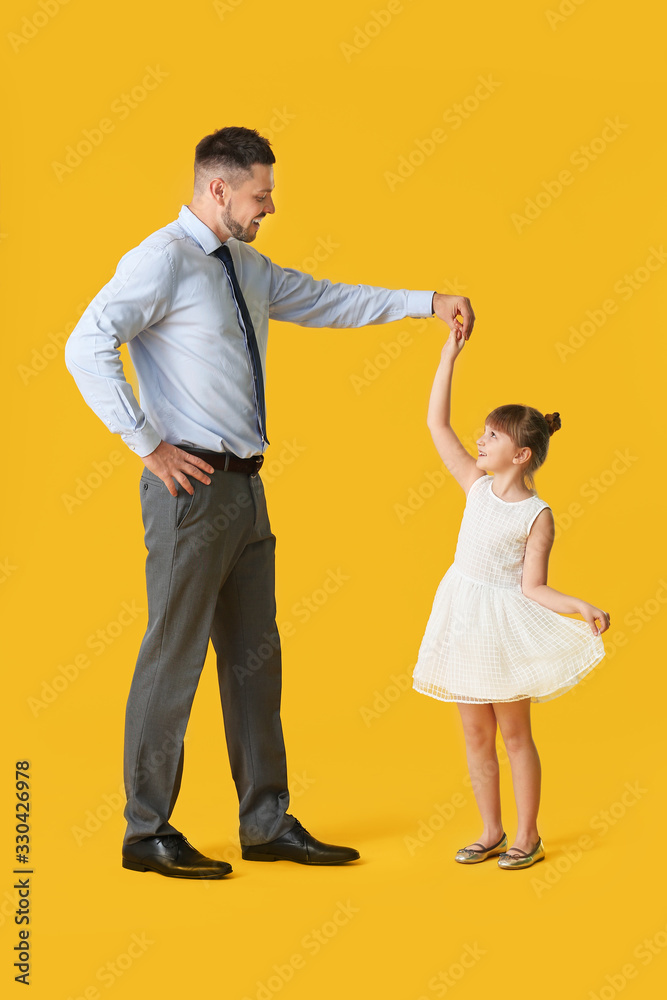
[121,425,162,458]
[406,289,435,317]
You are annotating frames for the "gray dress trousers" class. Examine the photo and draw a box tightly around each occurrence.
[122,464,296,848]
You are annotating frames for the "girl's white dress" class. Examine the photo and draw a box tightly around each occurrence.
[412,474,605,703]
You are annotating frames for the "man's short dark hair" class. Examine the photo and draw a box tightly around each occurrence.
[194,126,275,192]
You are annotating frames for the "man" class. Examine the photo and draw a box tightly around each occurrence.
[65,126,474,880]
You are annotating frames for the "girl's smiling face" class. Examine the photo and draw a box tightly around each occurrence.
[476,424,530,473]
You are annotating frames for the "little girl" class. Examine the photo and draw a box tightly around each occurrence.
[412,328,610,870]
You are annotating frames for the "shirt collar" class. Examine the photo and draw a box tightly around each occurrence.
[177,204,227,255]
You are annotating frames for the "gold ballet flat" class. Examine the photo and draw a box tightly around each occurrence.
[455,831,508,864]
[497,837,545,870]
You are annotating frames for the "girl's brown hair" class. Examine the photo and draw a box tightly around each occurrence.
[485,404,561,490]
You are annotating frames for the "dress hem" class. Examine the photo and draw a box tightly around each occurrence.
[411,647,606,705]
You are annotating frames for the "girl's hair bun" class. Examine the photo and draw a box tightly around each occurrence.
[544,411,561,436]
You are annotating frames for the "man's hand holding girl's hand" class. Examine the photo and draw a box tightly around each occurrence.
[433,292,475,340]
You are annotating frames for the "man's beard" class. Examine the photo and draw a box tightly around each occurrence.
[222,199,256,242]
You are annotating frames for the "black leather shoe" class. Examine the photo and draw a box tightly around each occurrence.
[241,818,360,865]
[122,834,232,879]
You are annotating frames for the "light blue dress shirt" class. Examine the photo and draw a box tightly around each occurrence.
[65,205,436,459]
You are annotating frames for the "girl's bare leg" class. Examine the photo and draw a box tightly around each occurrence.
[493,698,541,855]
[456,702,504,849]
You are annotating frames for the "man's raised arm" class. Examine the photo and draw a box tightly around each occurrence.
[264,258,474,337]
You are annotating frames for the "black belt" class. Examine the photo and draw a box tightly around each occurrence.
[187,449,264,476]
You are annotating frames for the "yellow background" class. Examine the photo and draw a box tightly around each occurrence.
[2,0,666,996]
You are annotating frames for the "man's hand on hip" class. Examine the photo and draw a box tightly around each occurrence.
[432,293,475,340]
[141,441,215,497]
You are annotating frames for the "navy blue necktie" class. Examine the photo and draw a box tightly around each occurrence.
[213,243,269,447]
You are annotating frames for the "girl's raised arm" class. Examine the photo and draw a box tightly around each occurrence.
[427,331,484,496]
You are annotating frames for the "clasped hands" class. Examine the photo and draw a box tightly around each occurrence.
[432,292,475,342]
